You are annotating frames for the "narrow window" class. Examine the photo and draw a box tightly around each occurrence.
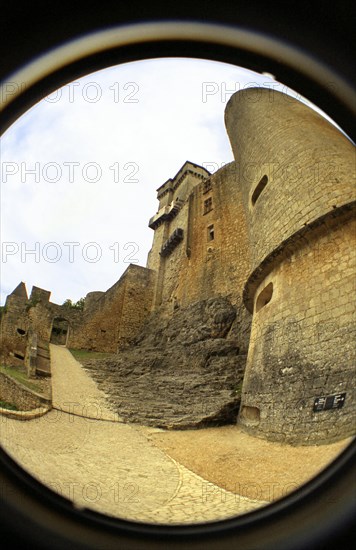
[14,352,25,360]
[255,282,273,312]
[251,174,268,206]
[204,197,213,215]
[203,180,212,194]
[207,224,215,241]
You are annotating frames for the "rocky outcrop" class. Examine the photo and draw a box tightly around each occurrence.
[81,297,247,429]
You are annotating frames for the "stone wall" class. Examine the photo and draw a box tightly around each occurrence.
[83,291,105,312]
[225,87,356,272]
[147,162,252,350]
[0,294,29,366]
[0,372,50,411]
[239,214,355,444]
[68,264,156,352]
[28,302,57,342]
[0,285,82,368]
[225,87,356,444]
[174,163,250,307]
[116,265,156,349]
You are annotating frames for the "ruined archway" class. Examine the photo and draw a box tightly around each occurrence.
[50,317,70,346]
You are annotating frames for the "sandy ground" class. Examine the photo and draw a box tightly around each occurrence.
[137,424,353,502]
[1,345,353,523]
[0,346,266,523]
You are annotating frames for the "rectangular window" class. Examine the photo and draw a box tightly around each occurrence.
[207,224,214,241]
[204,197,213,215]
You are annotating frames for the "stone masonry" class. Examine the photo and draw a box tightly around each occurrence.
[1,88,354,444]
[225,88,355,444]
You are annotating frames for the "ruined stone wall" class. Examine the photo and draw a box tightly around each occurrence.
[27,303,55,342]
[225,87,356,444]
[1,268,155,358]
[68,264,155,352]
[26,301,81,344]
[30,286,51,303]
[1,286,83,368]
[0,294,29,365]
[2,285,53,347]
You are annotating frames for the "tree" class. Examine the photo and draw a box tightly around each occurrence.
[74,297,85,310]
[62,298,85,310]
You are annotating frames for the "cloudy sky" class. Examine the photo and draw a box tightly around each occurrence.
[0,57,338,306]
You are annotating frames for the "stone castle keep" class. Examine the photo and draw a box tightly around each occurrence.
[1,88,355,445]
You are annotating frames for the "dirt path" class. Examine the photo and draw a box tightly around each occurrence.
[50,344,119,421]
[0,345,266,523]
[1,345,351,522]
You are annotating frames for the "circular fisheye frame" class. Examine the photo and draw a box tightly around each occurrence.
[0,7,355,550]
[1,20,355,140]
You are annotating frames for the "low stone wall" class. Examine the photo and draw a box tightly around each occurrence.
[0,372,51,411]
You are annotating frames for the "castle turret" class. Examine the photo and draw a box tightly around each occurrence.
[225,88,356,444]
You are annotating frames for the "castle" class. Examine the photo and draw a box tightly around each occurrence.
[1,88,355,445]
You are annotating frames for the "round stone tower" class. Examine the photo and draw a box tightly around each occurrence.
[225,87,355,444]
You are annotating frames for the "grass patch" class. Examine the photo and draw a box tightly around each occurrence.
[69,349,114,362]
[0,399,18,411]
[0,365,42,392]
